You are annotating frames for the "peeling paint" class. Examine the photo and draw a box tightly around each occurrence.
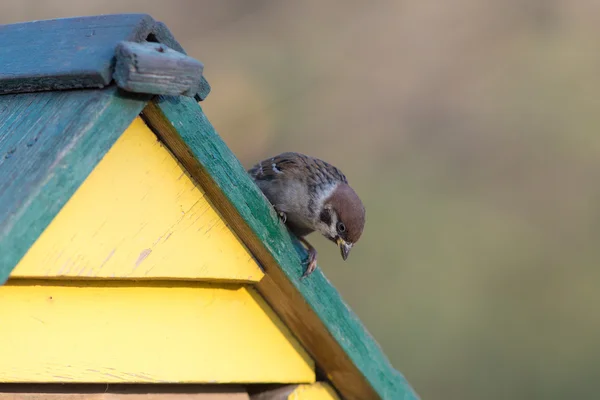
[135,248,152,268]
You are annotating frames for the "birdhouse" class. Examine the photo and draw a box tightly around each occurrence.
[0,14,418,400]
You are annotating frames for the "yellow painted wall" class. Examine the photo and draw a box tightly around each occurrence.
[11,117,263,282]
[251,383,340,400]
[2,117,317,387]
[287,383,340,400]
[0,281,314,383]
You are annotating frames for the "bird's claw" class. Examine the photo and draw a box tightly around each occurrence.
[273,206,287,224]
[301,250,318,278]
[278,211,287,224]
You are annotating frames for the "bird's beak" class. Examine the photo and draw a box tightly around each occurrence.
[337,237,353,261]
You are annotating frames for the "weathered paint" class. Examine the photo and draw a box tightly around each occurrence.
[0,281,315,383]
[114,41,204,97]
[0,14,416,398]
[0,87,150,285]
[11,117,262,282]
[146,20,211,101]
[0,14,154,94]
[0,14,210,98]
[142,97,419,400]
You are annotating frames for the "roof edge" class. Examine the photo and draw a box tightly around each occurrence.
[0,14,210,99]
[0,87,150,284]
[141,96,420,400]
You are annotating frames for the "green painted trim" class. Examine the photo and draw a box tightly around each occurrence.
[0,87,149,284]
[144,95,419,400]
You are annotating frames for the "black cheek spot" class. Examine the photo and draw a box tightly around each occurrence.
[320,208,332,226]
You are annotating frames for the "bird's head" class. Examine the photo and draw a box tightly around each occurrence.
[317,183,366,261]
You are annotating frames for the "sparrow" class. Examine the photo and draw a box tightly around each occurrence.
[248,152,366,277]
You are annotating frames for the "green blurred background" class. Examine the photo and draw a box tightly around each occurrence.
[3,1,599,399]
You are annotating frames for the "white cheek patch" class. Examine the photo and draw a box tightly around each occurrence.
[329,212,338,234]
[317,208,338,239]
[329,211,338,225]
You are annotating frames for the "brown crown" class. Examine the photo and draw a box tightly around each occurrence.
[327,183,366,243]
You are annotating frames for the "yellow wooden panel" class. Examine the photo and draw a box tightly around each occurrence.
[0,281,314,383]
[250,383,339,400]
[288,383,340,400]
[11,117,263,282]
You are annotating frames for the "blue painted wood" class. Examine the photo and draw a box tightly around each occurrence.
[142,96,419,400]
[0,87,149,284]
[114,41,203,96]
[0,14,155,94]
[0,14,210,100]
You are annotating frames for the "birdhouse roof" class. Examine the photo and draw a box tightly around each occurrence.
[0,14,418,400]
[0,13,210,98]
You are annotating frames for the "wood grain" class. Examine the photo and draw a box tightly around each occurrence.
[0,14,154,94]
[10,117,262,282]
[0,14,210,100]
[145,22,211,101]
[141,97,419,400]
[114,41,203,97]
[0,87,149,285]
[0,281,315,383]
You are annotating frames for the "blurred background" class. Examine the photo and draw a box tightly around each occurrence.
[3,1,599,399]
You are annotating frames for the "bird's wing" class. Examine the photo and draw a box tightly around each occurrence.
[249,152,348,184]
[249,152,305,181]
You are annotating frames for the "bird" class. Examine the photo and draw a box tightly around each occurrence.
[248,152,366,277]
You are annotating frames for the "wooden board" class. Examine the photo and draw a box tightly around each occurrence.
[0,395,246,400]
[0,87,149,285]
[11,117,262,283]
[250,383,339,400]
[0,14,211,99]
[0,14,154,94]
[145,21,211,101]
[0,384,250,399]
[0,281,314,383]
[114,41,204,97]
[141,97,419,400]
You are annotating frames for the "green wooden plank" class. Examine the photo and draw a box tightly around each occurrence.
[143,96,419,400]
[0,14,154,94]
[0,87,149,284]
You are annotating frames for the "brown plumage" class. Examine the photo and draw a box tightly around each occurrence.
[248,152,366,277]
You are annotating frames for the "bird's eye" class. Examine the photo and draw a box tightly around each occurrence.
[337,222,346,233]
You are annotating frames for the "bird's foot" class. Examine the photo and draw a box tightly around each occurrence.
[273,206,287,224]
[302,254,317,278]
[299,238,318,278]
[278,210,287,224]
